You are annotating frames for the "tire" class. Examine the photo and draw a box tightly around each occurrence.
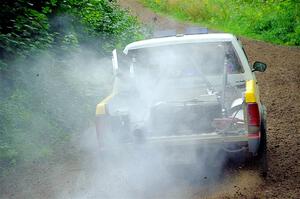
[257,118,268,177]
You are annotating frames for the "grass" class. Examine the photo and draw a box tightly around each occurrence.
[140,0,300,46]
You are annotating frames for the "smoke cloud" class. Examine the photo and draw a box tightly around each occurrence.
[79,41,247,198]
[0,33,249,199]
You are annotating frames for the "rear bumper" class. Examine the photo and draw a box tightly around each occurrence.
[140,133,252,154]
[101,133,255,165]
[145,133,248,146]
[103,133,256,153]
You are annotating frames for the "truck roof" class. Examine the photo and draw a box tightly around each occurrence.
[123,33,236,54]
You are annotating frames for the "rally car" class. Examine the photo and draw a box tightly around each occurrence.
[96,30,268,176]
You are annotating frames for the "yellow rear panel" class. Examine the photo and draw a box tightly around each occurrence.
[95,93,114,115]
[245,80,257,103]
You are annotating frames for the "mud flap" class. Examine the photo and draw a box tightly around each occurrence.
[248,138,260,154]
[259,106,268,177]
[95,115,109,149]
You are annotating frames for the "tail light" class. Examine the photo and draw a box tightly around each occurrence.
[247,103,260,138]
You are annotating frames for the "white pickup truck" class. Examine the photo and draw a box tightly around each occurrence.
[96,31,268,176]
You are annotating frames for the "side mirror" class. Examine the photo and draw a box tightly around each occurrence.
[252,61,267,72]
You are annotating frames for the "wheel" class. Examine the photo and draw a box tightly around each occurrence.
[257,119,268,177]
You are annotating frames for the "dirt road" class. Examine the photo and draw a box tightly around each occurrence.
[1,1,299,199]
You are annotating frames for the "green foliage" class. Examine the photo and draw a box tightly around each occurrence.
[140,0,300,46]
[0,1,54,68]
[66,0,143,50]
[0,88,68,166]
[0,0,143,70]
[0,51,113,174]
[0,0,142,173]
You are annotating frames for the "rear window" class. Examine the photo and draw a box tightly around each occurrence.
[129,42,244,76]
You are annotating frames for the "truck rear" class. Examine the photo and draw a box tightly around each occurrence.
[96,33,267,174]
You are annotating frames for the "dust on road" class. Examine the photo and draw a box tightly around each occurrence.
[0,128,262,199]
[1,0,299,198]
